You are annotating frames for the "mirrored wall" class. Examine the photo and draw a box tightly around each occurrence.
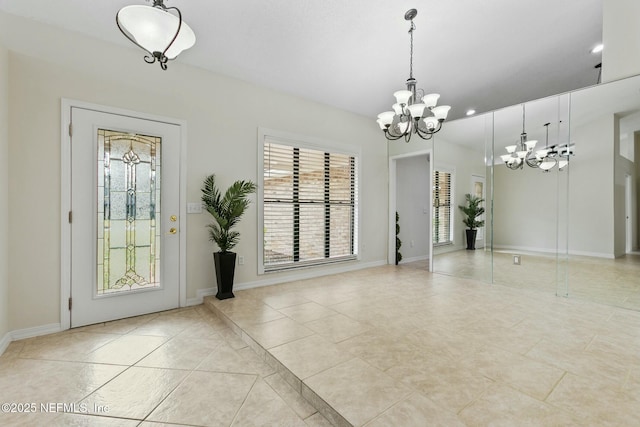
[391,73,640,312]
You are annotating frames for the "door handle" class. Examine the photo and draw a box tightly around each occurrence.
[169,227,177,234]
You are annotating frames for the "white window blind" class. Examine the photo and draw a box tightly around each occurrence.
[433,170,452,245]
[263,140,358,271]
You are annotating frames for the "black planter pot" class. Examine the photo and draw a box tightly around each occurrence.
[465,229,478,250]
[214,251,237,300]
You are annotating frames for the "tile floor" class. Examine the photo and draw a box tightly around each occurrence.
[434,249,640,312]
[0,305,330,426]
[207,264,640,426]
[2,264,640,426]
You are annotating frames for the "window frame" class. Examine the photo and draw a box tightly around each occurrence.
[433,166,455,246]
[257,128,360,274]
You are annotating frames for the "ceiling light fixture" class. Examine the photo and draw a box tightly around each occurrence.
[500,115,572,172]
[377,9,451,142]
[591,43,604,54]
[500,104,539,170]
[116,0,196,70]
[466,109,476,116]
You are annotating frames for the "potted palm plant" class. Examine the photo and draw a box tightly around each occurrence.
[458,193,485,250]
[201,174,256,299]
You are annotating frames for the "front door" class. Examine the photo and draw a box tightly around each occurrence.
[69,107,182,327]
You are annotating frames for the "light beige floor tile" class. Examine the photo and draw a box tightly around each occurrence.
[80,367,188,419]
[279,302,339,323]
[264,373,317,419]
[0,359,125,403]
[304,413,334,427]
[269,335,353,380]
[196,342,263,375]
[336,331,421,371]
[126,315,195,337]
[304,358,411,426]
[263,293,312,310]
[0,412,62,427]
[243,317,315,349]
[385,356,494,413]
[175,320,224,340]
[364,392,465,427]
[526,338,629,386]
[459,382,580,426]
[230,307,287,328]
[84,334,169,365]
[50,413,139,426]
[73,313,158,335]
[18,331,120,362]
[1,341,25,359]
[135,336,221,369]
[231,378,307,426]
[459,345,566,400]
[147,371,256,426]
[237,346,277,377]
[546,372,640,424]
[304,314,371,343]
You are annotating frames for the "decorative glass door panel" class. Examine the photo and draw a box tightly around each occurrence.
[97,130,161,296]
[69,106,181,328]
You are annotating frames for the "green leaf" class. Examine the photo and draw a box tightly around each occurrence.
[201,174,256,252]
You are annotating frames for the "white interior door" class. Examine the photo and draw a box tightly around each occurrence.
[70,107,181,327]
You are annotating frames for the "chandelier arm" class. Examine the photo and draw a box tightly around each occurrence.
[525,152,541,168]
[383,128,408,141]
[160,5,183,63]
[414,120,443,139]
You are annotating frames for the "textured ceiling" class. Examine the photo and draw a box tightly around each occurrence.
[0,0,603,121]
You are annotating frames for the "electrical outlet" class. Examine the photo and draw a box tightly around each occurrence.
[238,256,244,265]
[187,202,203,214]
[513,255,521,265]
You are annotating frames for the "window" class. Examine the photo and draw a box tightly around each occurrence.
[433,170,452,245]
[260,135,358,272]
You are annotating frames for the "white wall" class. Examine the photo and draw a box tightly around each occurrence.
[396,155,430,261]
[602,0,640,83]
[1,13,388,330]
[569,114,615,257]
[614,114,637,256]
[493,165,559,253]
[0,41,9,343]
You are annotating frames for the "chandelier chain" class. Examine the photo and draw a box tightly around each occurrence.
[408,21,415,80]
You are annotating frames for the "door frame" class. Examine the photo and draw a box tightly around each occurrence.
[471,174,486,245]
[60,99,188,330]
[388,149,433,271]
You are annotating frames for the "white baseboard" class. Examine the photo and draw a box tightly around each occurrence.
[187,259,388,306]
[494,245,615,259]
[0,323,63,356]
[0,331,11,356]
[11,323,62,341]
[399,255,428,264]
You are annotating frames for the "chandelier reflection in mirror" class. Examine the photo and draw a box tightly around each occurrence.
[116,0,196,70]
[500,105,573,172]
[377,9,451,143]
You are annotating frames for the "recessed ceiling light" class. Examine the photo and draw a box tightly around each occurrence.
[591,43,604,54]
[466,109,476,116]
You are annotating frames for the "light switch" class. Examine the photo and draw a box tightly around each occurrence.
[187,202,203,214]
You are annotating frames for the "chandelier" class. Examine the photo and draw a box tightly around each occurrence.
[377,9,451,142]
[500,106,571,172]
[116,0,196,70]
